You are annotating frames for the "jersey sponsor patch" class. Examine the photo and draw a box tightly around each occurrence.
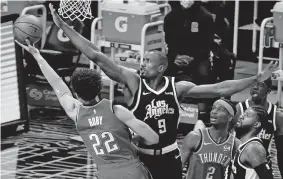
[223,145,231,152]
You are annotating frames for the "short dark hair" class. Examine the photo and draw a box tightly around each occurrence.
[221,99,237,116]
[251,105,268,132]
[71,68,102,101]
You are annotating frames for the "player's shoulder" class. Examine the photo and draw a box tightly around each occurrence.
[234,137,242,149]
[120,65,139,78]
[190,129,202,137]
[184,129,202,146]
[242,140,267,166]
[60,94,82,121]
[120,66,140,91]
[244,140,266,158]
[164,7,177,20]
[61,94,82,110]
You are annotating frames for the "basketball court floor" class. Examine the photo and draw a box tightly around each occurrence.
[1,60,282,179]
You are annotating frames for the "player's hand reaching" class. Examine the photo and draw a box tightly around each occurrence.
[174,55,194,67]
[257,61,279,82]
[49,3,64,28]
[15,39,40,56]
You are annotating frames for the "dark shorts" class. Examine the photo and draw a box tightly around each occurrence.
[97,159,152,179]
[138,149,183,179]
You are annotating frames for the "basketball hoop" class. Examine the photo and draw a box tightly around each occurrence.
[58,0,93,21]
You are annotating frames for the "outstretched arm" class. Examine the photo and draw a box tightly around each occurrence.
[176,61,278,99]
[113,105,159,145]
[275,109,283,176]
[181,130,201,167]
[16,40,81,121]
[242,142,274,179]
[49,4,139,94]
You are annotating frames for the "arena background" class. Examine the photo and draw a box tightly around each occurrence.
[1,0,282,179]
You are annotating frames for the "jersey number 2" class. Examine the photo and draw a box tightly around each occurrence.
[89,132,119,155]
[206,166,216,179]
[158,119,166,134]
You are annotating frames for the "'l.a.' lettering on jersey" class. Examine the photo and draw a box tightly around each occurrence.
[130,76,180,149]
[186,128,235,179]
[144,99,175,120]
[237,99,277,152]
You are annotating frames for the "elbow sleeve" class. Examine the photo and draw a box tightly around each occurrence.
[254,162,274,179]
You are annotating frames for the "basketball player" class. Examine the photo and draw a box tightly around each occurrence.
[230,106,274,179]
[234,78,283,176]
[16,39,158,179]
[49,4,278,179]
[181,99,241,179]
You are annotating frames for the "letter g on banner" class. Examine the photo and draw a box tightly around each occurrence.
[115,16,128,33]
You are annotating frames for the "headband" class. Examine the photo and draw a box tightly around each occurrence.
[215,99,235,116]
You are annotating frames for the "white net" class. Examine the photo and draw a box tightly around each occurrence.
[58,0,93,21]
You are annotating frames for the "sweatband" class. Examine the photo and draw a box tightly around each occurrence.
[254,162,274,179]
[215,99,235,116]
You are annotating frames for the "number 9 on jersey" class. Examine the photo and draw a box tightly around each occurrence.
[158,119,166,134]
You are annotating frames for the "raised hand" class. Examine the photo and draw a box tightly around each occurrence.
[174,55,194,67]
[15,39,39,56]
[257,61,279,82]
[49,3,64,28]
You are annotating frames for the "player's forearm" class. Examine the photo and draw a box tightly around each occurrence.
[181,152,188,167]
[137,123,159,145]
[181,143,192,167]
[216,74,261,96]
[33,54,72,97]
[59,22,128,85]
[59,21,100,62]
[181,149,191,168]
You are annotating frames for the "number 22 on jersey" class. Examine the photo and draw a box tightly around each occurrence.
[89,132,119,155]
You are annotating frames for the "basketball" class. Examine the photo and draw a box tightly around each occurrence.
[13,14,43,45]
